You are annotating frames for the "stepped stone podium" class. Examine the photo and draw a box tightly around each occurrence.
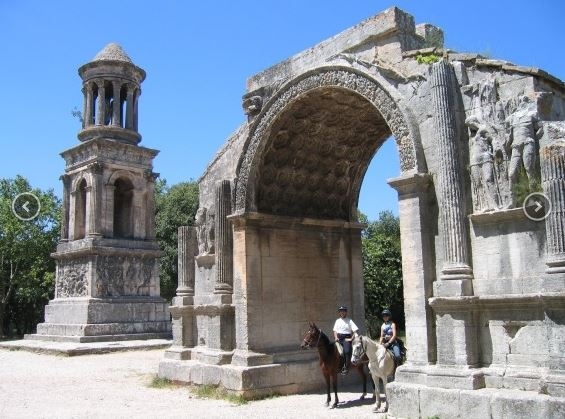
[28,44,171,343]
[159,7,565,418]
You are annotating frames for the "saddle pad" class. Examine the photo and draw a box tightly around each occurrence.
[335,341,344,357]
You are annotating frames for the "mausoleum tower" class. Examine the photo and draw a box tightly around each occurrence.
[30,43,171,342]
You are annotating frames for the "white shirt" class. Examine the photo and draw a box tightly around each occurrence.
[333,317,359,335]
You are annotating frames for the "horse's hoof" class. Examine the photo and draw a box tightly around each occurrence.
[360,394,365,400]
[331,403,338,409]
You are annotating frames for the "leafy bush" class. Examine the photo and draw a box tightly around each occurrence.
[361,211,404,338]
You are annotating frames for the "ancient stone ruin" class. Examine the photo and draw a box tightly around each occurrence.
[29,44,171,342]
[159,7,565,418]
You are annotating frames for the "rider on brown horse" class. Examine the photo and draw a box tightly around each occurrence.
[332,306,359,375]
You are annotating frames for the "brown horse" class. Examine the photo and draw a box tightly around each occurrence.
[300,322,369,408]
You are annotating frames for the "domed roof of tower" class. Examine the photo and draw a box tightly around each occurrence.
[93,43,133,63]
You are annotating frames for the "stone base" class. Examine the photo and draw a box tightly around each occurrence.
[0,337,171,356]
[31,297,171,342]
[388,364,565,418]
[159,348,371,398]
[388,382,565,419]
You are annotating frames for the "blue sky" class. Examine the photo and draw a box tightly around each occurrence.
[0,0,563,220]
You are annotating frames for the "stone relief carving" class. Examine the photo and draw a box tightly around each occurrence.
[195,207,215,255]
[242,95,263,116]
[465,78,543,212]
[255,87,388,219]
[56,258,89,298]
[235,68,420,213]
[96,255,154,297]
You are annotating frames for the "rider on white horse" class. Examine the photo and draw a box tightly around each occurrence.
[379,309,402,363]
[333,306,359,375]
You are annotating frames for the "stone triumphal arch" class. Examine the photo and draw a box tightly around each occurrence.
[160,7,565,417]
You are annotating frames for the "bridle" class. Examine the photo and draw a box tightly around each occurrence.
[352,336,370,365]
[302,327,322,348]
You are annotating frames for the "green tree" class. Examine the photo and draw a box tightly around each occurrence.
[0,176,60,337]
[155,179,199,302]
[362,210,404,338]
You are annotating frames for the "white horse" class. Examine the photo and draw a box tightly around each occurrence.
[351,335,396,412]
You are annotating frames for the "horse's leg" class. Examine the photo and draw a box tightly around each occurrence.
[372,373,382,412]
[358,365,367,399]
[381,377,388,413]
[332,372,339,408]
[324,373,331,406]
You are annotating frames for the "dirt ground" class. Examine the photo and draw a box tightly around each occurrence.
[0,348,389,419]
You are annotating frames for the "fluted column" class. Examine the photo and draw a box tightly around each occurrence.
[144,171,157,240]
[96,81,106,125]
[125,86,134,130]
[85,84,94,127]
[112,81,122,127]
[541,136,565,275]
[133,89,140,131]
[177,226,197,298]
[87,163,103,237]
[60,174,71,241]
[214,180,233,294]
[431,60,473,293]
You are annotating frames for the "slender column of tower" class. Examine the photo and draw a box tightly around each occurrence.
[541,141,565,274]
[87,163,103,236]
[96,81,106,125]
[430,60,473,282]
[214,180,233,294]
[60,174,71,241]
[126,86,135,130]
[112,81,122,127]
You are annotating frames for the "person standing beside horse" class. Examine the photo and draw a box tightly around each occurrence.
[379,309,402,363]
[332,306,359,375]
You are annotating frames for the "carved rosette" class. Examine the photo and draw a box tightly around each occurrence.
[234,67,420,214]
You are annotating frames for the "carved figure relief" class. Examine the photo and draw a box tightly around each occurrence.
[465,78,543,212]
[505,95,543,200]
[56,258,89,298]
[95,255,155,297]
[195,207,215,255]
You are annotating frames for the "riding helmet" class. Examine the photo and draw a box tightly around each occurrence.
[381,309,392,316]
[338,306,347,311]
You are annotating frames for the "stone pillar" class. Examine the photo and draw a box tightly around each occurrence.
[144,172,157,240]
[389,173,437,365]
[214,180,233,295]
[430,60,473,296]
[540,123,565,278]
[175,226,196,305]
[96,81,106,126]
[87,163,103,237]
[112,81,121,127]
[84,84,93,127]
[126,86,134,130]
[133,89,140,131]
[60,174,71,241]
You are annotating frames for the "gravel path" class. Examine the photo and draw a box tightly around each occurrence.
[0,348,388,419]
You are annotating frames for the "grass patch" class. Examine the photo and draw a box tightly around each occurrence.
[193,384,248,405]
[148,375,176,389]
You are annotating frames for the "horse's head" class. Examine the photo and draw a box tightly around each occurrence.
[300,322,321,350]
[351,335,365,365]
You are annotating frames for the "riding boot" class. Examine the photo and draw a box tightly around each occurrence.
[341,358,349,375]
